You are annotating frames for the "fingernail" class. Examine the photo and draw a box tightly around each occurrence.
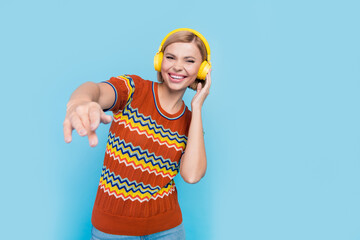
[65,138,71,143]
[91,124,96,130]
[80,130,86,135]
[90,140,96,146]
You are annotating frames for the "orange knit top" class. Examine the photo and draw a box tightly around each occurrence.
[91,75,192,236]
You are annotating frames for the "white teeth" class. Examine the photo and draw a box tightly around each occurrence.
[170,75,185,79]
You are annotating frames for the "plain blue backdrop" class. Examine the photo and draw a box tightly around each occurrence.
[1,0,360,239]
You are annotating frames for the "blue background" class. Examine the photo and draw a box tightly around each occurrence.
[1,0,360,239]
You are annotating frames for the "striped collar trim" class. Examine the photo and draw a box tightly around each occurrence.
[152,82,186,120]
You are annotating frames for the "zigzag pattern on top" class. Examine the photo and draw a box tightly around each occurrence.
[101,166,160,193]
[99,166,176,202]
[115,75,135,105]
[113,104,187,151]
[106,132,179,178]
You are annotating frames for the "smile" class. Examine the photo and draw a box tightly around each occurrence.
[169,73,187,82]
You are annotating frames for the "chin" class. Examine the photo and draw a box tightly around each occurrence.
[165,82,188,92]
[166,79,194,92]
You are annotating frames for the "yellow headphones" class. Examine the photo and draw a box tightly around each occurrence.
[154,28,211,80]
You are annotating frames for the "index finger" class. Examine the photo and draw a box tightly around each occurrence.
[205,69,212,88]
[63,118,73,143]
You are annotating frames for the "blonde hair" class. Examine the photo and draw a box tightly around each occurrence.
[157,31,208,90]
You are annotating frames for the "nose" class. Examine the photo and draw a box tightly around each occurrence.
[172,60,183,72]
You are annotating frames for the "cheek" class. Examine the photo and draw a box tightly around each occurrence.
[161,58,171,71]
[186,63,201,77]
[160,70,168,81]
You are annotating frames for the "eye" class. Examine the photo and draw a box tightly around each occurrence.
[186,60,195,63]
[166,56,174,60]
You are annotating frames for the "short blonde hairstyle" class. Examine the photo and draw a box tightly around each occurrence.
[157,31,208,90]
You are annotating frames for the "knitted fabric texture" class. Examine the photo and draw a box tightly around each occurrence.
[91,75,191,236]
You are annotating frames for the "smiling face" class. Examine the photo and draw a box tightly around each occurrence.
[160,41,203,92]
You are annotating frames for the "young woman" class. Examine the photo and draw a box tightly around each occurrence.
[63,28,212,240]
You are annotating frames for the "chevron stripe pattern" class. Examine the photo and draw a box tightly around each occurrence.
[115,75,135,104]
[113,104,188,152]
[96,74,190,210]
[99,166,176,202]
[106,132,179,178]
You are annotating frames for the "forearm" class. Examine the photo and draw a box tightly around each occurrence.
[67,82,101,108]
[180,107,207,184]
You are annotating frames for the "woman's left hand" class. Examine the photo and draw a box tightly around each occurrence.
[191,69,212,110]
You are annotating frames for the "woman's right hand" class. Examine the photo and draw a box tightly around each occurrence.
[63,100,112,147]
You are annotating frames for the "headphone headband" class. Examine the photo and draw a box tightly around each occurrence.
[157,28,211,63]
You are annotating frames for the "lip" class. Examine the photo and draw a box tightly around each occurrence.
[168,73,187,83]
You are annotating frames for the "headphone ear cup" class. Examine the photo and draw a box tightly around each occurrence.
[154,52,163,72]
[197,61,211,80]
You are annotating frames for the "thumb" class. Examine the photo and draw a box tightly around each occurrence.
[100,112,113,124]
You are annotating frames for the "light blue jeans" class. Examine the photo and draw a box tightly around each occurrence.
[90,223,186,240]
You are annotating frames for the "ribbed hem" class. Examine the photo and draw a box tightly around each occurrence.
[91,204,182,236]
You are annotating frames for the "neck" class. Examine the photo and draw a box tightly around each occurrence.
[157,83,186,114]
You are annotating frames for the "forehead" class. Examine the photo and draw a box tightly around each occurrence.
[164,42,202,58]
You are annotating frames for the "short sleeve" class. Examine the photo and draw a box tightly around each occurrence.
[102,75,136,113]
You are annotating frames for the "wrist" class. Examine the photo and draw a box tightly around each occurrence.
[191,99,206,112]
[191,105,202,114]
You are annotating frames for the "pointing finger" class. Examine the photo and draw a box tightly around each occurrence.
[71,115,87,136]
[63,119,73,143]
[87,130,98,147]
[79,110,92,133]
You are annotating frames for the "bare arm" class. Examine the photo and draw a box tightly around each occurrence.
[63,82,115,147]
[180,70,211,184]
